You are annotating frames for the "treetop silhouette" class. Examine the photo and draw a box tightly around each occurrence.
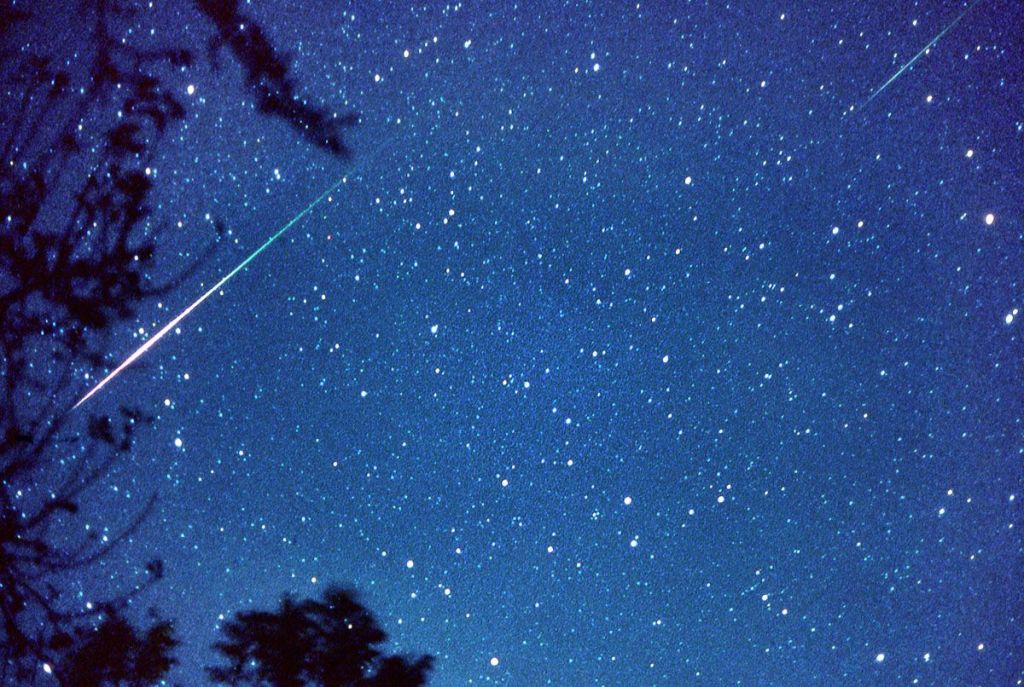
[209,586,433,687]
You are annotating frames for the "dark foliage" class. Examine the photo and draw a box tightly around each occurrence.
[55,609,178,687]
[0,0,352,682]
[208,586,434,687]
[195,0,359,158]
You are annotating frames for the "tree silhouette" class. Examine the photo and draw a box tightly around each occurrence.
[54,609,177,687]
[208,586,434,687]
[196,0,360,158]
[0,0,354,682]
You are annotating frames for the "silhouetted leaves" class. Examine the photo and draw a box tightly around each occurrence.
[56,611,178,687]
[195,0,358,157]
[371,655,436,687]
[209,586,434,687]
[1,0,355,681]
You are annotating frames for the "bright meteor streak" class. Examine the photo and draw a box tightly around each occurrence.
[73,176,346,409]
[862,0,980,107]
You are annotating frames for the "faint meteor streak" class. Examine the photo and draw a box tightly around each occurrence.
[73,176,345,409]
[862,0,981,107]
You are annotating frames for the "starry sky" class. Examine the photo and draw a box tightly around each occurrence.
[63,1,1023,684]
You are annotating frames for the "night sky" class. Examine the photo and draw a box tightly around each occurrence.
[59,1,1023,684]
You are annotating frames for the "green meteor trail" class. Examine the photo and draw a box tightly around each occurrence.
[73,175,345,409]
[861,0,981,108]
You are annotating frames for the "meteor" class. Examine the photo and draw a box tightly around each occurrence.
[861,0,981,108]
[73,175,345,409]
